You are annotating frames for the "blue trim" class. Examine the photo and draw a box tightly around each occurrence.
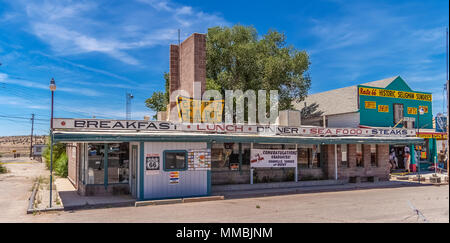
[104,143,108,190]
[131,145,138,199]
[141,194,209,201]
[139,142,144,201]
[206,170,211,196]
[54,132,424,145]
[238,143,242,171]
[206,142,212,196]
[162,150,188,171]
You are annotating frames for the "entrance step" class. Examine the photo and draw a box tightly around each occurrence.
[212,180,346,193]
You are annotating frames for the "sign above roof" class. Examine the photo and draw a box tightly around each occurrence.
[358,86,432,102]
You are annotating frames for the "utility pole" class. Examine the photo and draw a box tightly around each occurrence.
[30,114,34,158]
[446,27,449,174]
[126,92,134,120]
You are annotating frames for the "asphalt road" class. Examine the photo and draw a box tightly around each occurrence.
[1,158,448,223]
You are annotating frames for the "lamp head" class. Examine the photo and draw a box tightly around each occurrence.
[49,78,56,91]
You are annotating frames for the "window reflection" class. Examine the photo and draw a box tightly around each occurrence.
[107,143,130,183]
[87,144,105,184]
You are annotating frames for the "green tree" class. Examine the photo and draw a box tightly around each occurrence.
[206,25,311,110]
[145,72,169,119]
[145,24,312,115]
[43,134,68,177]
[300,102,324,120]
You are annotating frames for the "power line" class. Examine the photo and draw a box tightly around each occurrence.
[0,114,49,121]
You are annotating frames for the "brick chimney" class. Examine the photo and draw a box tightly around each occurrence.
[168,33,206,120]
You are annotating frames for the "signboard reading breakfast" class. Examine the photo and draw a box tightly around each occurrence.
[52,119,417,137]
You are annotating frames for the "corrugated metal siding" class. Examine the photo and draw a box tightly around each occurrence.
[143,142,208,199]
[327,112,360,128]
[67,143,77,187]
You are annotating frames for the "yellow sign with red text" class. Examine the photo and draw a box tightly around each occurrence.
[359,87,432,102]
[365,101,376,109]
[378,105,389,112]
[417,132,447,140]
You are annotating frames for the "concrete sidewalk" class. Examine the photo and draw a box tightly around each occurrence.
[53,176,443,210]
[55,178,135,210]
[211,180,435,199]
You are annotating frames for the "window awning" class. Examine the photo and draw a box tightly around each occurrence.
[53,131,424,145]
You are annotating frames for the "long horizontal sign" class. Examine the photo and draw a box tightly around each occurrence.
[52,119,416,137]
[358,86,432,102]
[417,132,448,140]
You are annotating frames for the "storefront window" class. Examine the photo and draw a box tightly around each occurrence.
[370,144,377,167]
[393,103,404,125]
[340,144,348,167]
[107,143,130,183]
[241,143,251,167]
[356,144,363,167]
[312,144,320,168]
[298,145,320,168]
[78,143,85,184]
[164,151,187,171]
[211,143,229,170]
[253,144,283,149]
[298,146,309,168]
[86,144,105,184]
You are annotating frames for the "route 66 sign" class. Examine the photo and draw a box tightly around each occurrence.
[146,154,160,171]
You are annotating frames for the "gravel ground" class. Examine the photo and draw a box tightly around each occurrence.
[0,157,48,222]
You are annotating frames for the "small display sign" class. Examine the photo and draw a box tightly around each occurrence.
[169,171,179,184]
[419,106,428,114]
[420,151,427,159]
[365,101,376,109]
[230,163,239,171]
[378,105,389,113]
[146,154,160,175]
[407,107,417,115]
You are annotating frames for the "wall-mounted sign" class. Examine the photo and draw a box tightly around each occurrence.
[417,132,448,140]
[53,119,176,131]
[230,163,239,171]
[53,119,416,137]
[378,105,389,113]
[407,107,417,115]
[359,86,432,102]
[169,171,179,184]
[177,96,224,123]
[419,106,428,114]
[420,151,427,159]
[365,101,376,109]
[145,154,160,175]
[250,149,297,168]
[403,117,415,122]
[187,149,211,171]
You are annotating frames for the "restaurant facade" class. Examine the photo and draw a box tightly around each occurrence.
[55,33,425,201]
[57,119,422,200]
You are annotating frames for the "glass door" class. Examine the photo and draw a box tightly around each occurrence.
[130,145,138,198]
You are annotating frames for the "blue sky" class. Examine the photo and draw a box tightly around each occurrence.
[0,0,448,136]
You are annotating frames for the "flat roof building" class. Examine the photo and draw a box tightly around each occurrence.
[54,33,425,201]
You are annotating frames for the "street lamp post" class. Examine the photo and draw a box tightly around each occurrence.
[49,78,56,208]
[417,106,424,183]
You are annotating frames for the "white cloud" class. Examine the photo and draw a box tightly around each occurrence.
[0,72,103,97]
[11,0,228,65]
